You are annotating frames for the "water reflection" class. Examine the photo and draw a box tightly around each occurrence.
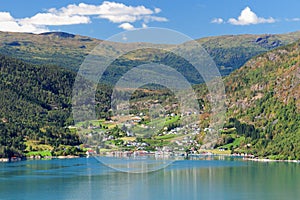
[0,158,299,200]
[96,156,174,173]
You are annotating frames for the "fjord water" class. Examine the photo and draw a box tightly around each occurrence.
[0,157,299,200]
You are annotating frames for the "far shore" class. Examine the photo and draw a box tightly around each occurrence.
[243,157,300,163]
[0,158,10,162]
[0,155,81,163]
[1,154,299,163]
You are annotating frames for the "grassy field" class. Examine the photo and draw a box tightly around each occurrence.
[219,136,246,149]
[155,134,179,140]
[203,149,232,155]
[119,137,136,142]
[25,140,53,152]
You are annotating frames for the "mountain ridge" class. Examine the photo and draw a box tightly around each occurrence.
[1,30,300,80]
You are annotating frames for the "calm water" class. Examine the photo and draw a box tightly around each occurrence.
[0,157,299,200]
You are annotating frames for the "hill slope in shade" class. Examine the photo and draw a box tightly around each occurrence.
[198,32,300,75]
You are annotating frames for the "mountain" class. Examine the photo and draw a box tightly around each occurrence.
[0,31,299,159]
[212,40,300,160]
[1,31,300,83]
[0,54,80,157]
[197,31,300,75]
[0,31,99,72]
[0,52,116,158]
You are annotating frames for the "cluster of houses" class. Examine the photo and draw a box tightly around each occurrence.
[161,123,201,136]
[79,111,213,156]
[124,141,149,149]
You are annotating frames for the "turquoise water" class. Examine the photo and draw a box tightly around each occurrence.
[0,157,299,200]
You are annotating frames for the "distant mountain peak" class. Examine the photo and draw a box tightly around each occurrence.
[39,32,76,39]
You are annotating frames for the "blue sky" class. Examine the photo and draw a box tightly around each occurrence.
[1,0,300,39]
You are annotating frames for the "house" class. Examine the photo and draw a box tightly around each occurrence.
[108,135,115,140]
[132,116,142,123]
[204,127,213,132]
[86,149,96,157]
[126,131,134,137]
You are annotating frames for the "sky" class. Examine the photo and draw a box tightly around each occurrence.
[1,0,300,39]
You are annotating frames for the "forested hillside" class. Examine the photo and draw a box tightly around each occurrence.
[216,41,300,160]
[0,55,78,157]
[0,54,118,158]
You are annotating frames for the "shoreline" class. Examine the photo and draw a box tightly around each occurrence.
[1,154,299,164]
[0,158,10,162]
[243,157,300,163]
[0,155,81,163]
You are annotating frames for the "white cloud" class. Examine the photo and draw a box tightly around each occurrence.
[20,13,90,26]
[118,22,135,30]
[0,1,167,33]
[211,18,224,24]
[228,7,275,25]
[0,12,48,33]
[154,8,161,14]
[0,12,14,22]
[47,1,166,25]
[99,14,139,23]
[143,16,168,23]
[286,18,300,22]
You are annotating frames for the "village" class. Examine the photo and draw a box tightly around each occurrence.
[76,111,223,158]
